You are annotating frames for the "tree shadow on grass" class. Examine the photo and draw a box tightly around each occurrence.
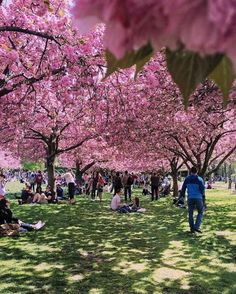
[0,192,235,293]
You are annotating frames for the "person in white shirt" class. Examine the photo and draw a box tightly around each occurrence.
[64,172,76,204]
[0,174,6,198]
[111,189,123,211]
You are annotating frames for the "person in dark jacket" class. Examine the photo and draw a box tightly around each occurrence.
[91,172,99,199]
[181,167,205,234]
[20,183,34,204]
[114,172,123,195]
[123,171,133,201]
[150,172,160,201]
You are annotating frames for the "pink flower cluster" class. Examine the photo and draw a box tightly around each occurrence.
[72,0,236,67]
[31,0,49,16]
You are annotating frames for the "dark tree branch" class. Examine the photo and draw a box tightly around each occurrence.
[207,145,236,176]
[0,26,61,45]
[81,161,96,174]
[37,39,49,73]
[56,136,95,157]
[0,66,65,98]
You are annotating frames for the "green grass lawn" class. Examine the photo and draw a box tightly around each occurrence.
[0,182,236,294]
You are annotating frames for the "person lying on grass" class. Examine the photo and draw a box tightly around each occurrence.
[0,198,45,233]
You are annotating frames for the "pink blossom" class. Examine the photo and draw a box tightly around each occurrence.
[72,0,236,67]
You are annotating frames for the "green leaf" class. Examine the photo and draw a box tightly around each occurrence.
[105,43,153,78]
[209,56,235,107]
[166,48,223,107]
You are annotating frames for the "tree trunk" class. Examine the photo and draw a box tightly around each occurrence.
[172,171,179,198]
[228,164,232,189]
[170,162,179,197]
[75,160,83,185]
[224,163,228,183]
[46,141,57,191]
[76,160,97,185]
[46,156,56,191]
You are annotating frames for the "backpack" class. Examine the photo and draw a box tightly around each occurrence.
[127,176,134,186]
[0,224,20,237]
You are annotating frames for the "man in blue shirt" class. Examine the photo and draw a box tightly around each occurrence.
[181,167,205,233]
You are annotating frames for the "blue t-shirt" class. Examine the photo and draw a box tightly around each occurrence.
[181,174,205,199]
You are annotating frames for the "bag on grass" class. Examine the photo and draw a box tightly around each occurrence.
[0,223,20,237]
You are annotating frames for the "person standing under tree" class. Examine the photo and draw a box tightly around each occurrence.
[123,171,133,202]
[97,173,105,202]
[0,174,6,199]
[29,172,36,192]
[113,172,123,195]
[181,167,205,234]
[35,171,43,189]
[64,171,76,204]
[150,172,160,201]
[91,171,99,200]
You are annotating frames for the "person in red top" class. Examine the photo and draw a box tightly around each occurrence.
[97,173,105,202]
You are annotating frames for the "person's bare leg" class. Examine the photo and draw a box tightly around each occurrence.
[33,193,40,202]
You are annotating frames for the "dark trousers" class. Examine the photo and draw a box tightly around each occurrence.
[188,198,204,231]
[68,182,75,199]
[117,205,131,213]
[124,185,132,201]
[91,188,97,199]
[151,186,159,201]
[20,223,34,232]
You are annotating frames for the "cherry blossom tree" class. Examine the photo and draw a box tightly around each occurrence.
[0,150,21,169]
[59,139,115,183]
[0,0,111,189]
[101,53,236,194]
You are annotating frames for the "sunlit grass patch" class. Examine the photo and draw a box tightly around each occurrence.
[0,181,235,293]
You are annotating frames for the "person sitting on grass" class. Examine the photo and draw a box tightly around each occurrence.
[0,198,45,233]
[32,186,48,204]
[206,181,212,189]
[56,184,65,200]
[44,185,57,204]
[19,183,34,204]
[110,189,135,213]
[111,189,125,211]
[129,197,141,212]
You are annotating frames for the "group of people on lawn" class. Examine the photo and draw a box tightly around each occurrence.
[0,166,206,235]
[18,183,58,204]
[15,171,76,205]
[111,189,141,213]
[111,167,205,234]
[0,174,45,236]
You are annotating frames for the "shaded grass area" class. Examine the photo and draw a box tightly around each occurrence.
[0,182,236,294]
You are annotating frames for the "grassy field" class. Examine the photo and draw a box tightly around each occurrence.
[0,182,235,294]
